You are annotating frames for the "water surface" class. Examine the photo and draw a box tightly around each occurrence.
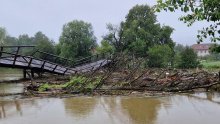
[0,93,220,124]
[0,68,23,81]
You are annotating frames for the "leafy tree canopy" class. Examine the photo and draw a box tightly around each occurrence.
[156,0,220,42]
[103,4,175,56]
[58,20,97,60]
[33,32,55,59]
[96,40,114,54]
[1,28,55,59]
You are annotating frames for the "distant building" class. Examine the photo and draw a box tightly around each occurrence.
[191,44,212,57]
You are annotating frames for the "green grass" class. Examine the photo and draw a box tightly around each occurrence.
[38,76,102,93]
[201,61,220,70]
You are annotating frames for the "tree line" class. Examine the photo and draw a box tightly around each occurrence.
[0,4,199,68]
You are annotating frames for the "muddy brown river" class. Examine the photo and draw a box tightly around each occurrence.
[0,69,220,124]
[0,93,219,124]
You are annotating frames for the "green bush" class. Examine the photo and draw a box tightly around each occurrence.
[147,45,173,68]
[178,47,199,68]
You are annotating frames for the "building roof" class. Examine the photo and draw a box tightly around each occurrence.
[191,43,212,51]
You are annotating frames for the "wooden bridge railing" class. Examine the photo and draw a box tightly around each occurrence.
[0,45,113,77]
[31,49,112,67]
[0,51,77,74]
[0,46,77,75]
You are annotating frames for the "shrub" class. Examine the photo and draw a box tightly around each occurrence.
[147,45,173,68]
[178,46,199,68]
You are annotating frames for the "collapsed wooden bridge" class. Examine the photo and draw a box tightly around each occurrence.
[0,46,111,78]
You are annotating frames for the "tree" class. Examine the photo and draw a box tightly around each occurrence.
[58,20,97,60]
[102,24,124,52]
[96,40,114,54]
[174,44,185,54]
[0,27,6,45]
[33,32,55,59]
[16,34,35,54]
[147,45,173,68]
[173,44,185,67]
[17,34,34,46]
[103,4,175,56]
[156,0,220,42]
[178,46,199,68]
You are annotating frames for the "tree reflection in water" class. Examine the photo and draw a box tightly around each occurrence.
[0,100,22,119]
[121,97,163,124]
[63,97,97,118]
[0,98,42,119]
[63,96,166,124]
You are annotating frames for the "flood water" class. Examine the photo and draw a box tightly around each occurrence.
[0,69,220,124]
[0,68,23,81]
[0,93,219,124]
[0,68,24,94]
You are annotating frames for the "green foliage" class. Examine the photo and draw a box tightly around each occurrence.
[38,76,102,93]
[96,40,114,54]
[65,76,101,93]
[173,44,185,67]
[174,44,185,54]
[1,28,55,60]
[58,20,97,60]
[156,0,220,42]
[65,76,87,89]
[33,32,55,60]
[38,76,87,92]
[178,46,199,68]
[103,4,174,56]
[147,45,173,68]
[201,61,220,69]
[38,83,50,92]
[123,4,175,56]
[209,44,220,54]
[0,27,6,45]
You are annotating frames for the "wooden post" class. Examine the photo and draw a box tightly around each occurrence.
[23,69,27,79]
[218,71,220,81]
[13,46,20,65]
[31,70,34,78]
[0,46,3,57]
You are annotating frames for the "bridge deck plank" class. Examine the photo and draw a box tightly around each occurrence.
[0,56,110,75]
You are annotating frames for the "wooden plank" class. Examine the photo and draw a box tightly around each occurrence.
[41,61,46,69]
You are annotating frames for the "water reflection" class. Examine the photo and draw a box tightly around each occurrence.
[121,97,162,124]
[0,97,45,120]
[63,97,97,118]
[0,93,220,124]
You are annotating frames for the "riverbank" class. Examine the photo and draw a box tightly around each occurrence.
[1,67,220,98]
[13,68,219,97]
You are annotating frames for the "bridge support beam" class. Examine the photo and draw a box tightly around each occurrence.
[23,69,27,79]
[31,70,35,78]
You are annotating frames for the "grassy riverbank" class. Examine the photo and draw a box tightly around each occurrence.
[201,61,220,69]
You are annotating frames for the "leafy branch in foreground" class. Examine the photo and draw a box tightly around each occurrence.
[155,0,220,43]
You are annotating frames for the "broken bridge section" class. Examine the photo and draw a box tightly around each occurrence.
[0,46,112,78]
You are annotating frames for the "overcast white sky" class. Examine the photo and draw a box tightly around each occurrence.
[0,0,211,45]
